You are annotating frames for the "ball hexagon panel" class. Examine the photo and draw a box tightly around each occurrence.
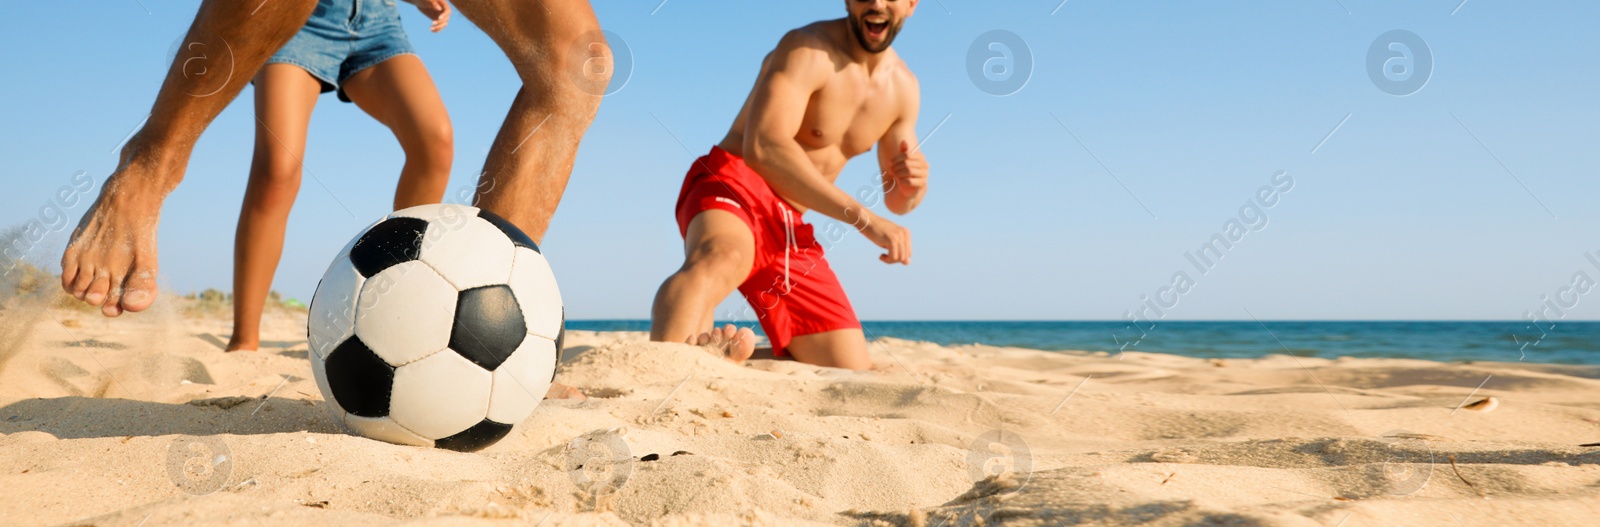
[324,337,393,418]
[309,347,340,419]
[485,336,557,425]
[390,350,493,439]
[476,209,540,252]
[308,256,364,360]
[354,261,457,367]
[434,419,515,452]
[344,415,433,448]
[418,216,515,291]
[449,285,526,371]
[349,217,429,278]
[508,247,563,340]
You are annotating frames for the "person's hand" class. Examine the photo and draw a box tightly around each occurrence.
[413,0,451,32]
[856,210,912,265]
[887,140,928,194]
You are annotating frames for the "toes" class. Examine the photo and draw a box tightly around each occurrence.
[83,270,112,306]
[722,327,757,363]
[120,267,158,313]
[102,287,124,317]
[101,269,129,317]
[68,265,96,300]
[694,333,712,346]
[60,252,80,293]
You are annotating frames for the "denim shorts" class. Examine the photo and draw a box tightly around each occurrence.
[264,0,414,102]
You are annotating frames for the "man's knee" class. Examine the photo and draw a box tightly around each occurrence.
[455,1,603,83]
[559,28,613,103]
[788,330,872,370]
[683,244,750,286]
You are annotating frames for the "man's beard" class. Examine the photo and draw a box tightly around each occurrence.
[848,12,901,53]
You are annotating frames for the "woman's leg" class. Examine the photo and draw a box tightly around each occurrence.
[340,54,453,209]
[228,64,322,352]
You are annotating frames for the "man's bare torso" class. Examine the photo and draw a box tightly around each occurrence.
[717,20,914,210]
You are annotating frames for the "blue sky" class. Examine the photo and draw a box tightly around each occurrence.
[3,1,1598,321]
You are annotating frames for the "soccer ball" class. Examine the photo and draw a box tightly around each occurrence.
[306,203,564,452]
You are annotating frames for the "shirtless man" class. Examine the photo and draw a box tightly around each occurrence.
[649,0,929,370]
[59,0,609,318]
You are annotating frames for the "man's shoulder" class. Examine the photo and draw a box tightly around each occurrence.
[767,22,848,77]
[776,21,840,54]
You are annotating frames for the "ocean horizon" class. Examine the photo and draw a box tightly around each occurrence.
[566,320,1600,365]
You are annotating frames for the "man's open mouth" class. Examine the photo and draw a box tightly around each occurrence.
[863,15,890,39]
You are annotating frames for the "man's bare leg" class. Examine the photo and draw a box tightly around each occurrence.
[449,0,606,398]
[62,0,317,317]
[785,329,872,371]
[650,210,758,362]
[450,0,607,243]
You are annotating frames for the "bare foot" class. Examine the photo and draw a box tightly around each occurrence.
[545,382,586,400]
[60,158,168,317]
[688,324,757,364]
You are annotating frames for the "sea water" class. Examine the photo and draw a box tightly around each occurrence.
[566,320,1600,365]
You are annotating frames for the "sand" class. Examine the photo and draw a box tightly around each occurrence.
[2,299,1600,526]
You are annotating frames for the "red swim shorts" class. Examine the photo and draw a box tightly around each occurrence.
[674,146,861,356]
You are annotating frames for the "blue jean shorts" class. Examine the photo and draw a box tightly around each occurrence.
[264,0,414,102]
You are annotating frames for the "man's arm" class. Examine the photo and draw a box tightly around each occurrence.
[743,31,866,226]
[876,74,926,215]
[743,30,910,264]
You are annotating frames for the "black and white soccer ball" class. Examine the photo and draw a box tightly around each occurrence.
[306,203,563,452]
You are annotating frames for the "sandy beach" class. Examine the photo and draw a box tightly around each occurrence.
[3,297,1600,526]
